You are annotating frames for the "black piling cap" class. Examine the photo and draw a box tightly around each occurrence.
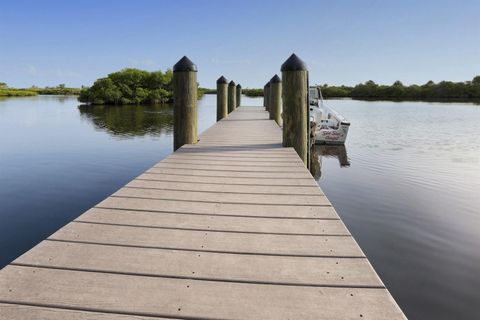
[229,80,236,86]
[217,76,228,84]
[281,53,307,71]
[270,74,281,83]
[173,56,197,72]
[236,83,242,88]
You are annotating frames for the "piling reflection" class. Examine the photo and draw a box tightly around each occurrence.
[310,145,350,179]
[78,104,174,137]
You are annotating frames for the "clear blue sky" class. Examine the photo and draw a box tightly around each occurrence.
[1,0,479,88]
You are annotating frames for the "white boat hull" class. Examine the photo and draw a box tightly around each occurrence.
[314,123,350,145]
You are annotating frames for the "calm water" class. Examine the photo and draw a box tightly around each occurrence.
[312,100,480,320]
[0,95,479,319]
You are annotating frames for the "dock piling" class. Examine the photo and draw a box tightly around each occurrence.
[173,56,198,151]
[236,84,242,107]
[270,74,282,126]
[281,53,308,164]
[265,82,271,112]
[216,76,228,121]
[228,81,236,113]
[263,84,268,109]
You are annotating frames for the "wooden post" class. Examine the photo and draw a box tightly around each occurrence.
[270,74,282,126]
[281,53,308,164]
[173,56,198,151]
[236,84,242,107]
[228,81,236,113]
[265,82,270,112]
[216,76,228,121]
[263,84,267,109]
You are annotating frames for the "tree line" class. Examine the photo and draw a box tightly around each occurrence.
[0,82,80,97]
[320,76,480,101]
[3,75,480,103]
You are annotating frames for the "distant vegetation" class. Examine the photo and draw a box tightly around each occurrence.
[200,88,216,94]
[319,76,480,101]
[0,88,38,97]
[34,85,81,95]
[0,82,80,97]
[79,68,205,105]
[243,88,263,97]
[79,69,173,105]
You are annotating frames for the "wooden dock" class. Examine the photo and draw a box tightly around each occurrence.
[0,106,405,319]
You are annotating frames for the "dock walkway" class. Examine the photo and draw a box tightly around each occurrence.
[0,106,405,319]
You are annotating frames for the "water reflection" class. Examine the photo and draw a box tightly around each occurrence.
[54,95,71,104]
[78,104,174,137]
[310,145,350,179]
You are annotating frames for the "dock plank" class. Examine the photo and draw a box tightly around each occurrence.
[127,179,322,194]
[113,187,329,205]
[49,222,363,257]
[76,208,348,235]
[153,162,309,172]
[13,241,381,287]
[0,266,405,320]
[96,197,336,219]
[164,154,303,163]
[170,151,301,159]
[0,303,166,320]
[136,173,318,186]
[147,167,312,178]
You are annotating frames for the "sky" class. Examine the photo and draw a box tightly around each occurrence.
[1,0,479,88]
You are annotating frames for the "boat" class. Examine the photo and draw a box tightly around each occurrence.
[309,86,350,145]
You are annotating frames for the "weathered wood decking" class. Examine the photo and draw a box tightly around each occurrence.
[0,106,405,319]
